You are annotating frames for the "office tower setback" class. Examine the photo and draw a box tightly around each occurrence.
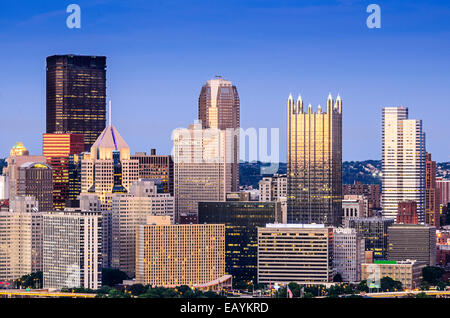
[198,76,240,192]
[173,122,230,222]
[382,107,426,222]
[43,133,84,210]
[333,228,365,283]
[425,153,440,227]
[396,201,419,224]
[46,55,107,151]
[111,180,175,276]
[387,224,436,266]
[81,123,139,209]
[348,217,394,260]
[43,211,102,290]
[135,224,226,287]
[287,94,342,226]
[131,150,174,195]
[343,181,381,211]
[436,177,450,206]
[257,224,334,285]
[198,200,282,283]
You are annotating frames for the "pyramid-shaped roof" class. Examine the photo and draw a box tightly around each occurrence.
[90,125,130,160]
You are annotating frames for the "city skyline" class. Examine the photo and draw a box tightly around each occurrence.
[1,1,449,162]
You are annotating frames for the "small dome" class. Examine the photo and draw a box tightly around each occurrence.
[10,142,29,157]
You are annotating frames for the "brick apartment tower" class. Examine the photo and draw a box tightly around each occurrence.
[397,201,419,224]
[425,152,440,227]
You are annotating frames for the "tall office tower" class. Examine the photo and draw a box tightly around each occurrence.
[173,121,229,223]
[259,174,287,202]
[4,142,46,201]
[198,199,282,284]
[343,181,381,211]
[111,180,175,276]
[81,124,139,210]
[382,107,426,222]
[43,211,102,290]
[131,149,174,195]
[135,223,226,288]
[0,175,8,200]
[333,228,365,283]
[287,94,342,226]
[396,201,419,224]
[0,196,43,282]
[198,76,240,192]
[46,55,107,151]
[347,217,395,260]
[387,224,436,266]
[437,177,450,206]
[67,153,89,208]
[257,224,334,285]
[425,153,440,227]
[43,133,84,210]
[16,162,54,212]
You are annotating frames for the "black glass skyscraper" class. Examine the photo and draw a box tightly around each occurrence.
[46,55,107,151]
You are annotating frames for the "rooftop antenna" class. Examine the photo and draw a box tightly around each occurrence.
[108,100,112,126]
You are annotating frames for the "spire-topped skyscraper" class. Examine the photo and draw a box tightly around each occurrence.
[198,76,240,191]
[287,93,343,226]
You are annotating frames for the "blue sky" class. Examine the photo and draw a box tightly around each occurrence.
[0,0,449,162]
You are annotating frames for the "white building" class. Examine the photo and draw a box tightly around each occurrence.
[172,122,231,222]
[342,195,369,226]
[333,227,365,283]
[0,175,9,200]
[382,107,426,222]
[258,174,287,202]
[43,211,102,290]
[111,179,175,277]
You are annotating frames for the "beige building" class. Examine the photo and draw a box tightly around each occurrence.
[333,227,365,283]
[0,196,43,282]
[81,124,139,210]
[111,180,175,277]
[361,260,426,290]
[135,224,225,287]
[259,174,287,202]
[173,122,231,222]
[342,195,369,226]
[258,224,334,285]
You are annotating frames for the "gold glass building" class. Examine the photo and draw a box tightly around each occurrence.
[287,94,342,226]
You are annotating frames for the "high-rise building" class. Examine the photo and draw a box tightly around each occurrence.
[131,150,174,195]
[396,201,419,224]
[67,153,89,208]
[46,55,107,151]
[257,224,334,285]
[287,94,342,226]
[436,177,450,206]
[382,107,426,222]
[43,133,84,210]
[198,76,240,192]
[387,223,436,266]
[425,153,440,227]
[333,228,365,283]
[258,174,287,202]
[16,162,53,212]
[343,181,381,211]
[347,217,394,260]
[81,124,139,210]
[172,122,230,222]
[0,175,9,200]
[111,180,175,276]
[135,223,225,287]
[198,199,282,284]
[43,210,102,290]
[0,196,43,282]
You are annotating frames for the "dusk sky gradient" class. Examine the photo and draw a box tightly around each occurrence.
[1,0,449,162]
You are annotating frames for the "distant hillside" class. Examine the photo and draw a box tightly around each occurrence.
[240,160,450,188]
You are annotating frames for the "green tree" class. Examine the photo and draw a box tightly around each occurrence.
[128,283,146,296]
[101,268,129,287]
[415,292,429,298]
[380,276,403,292]
[14,271,43,289]
[333,273,343,282]
[356,280,369,293]
[422,266,445,285]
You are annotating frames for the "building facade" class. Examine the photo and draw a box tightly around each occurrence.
[257,224,334,285]
[382,107,426,222]
[258,174,287,202]
[343,181,381,211]
[16,162,53,212]
[135,224,225,287]
[342,195,369,225]
[333,228,365,283]
[396,201,419,224]
[287,94,342,226]
[46,55,107,151]
[43,211,102,290]
[425,152,440,227]
[437,178,450,206]
[198,200,282,283]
